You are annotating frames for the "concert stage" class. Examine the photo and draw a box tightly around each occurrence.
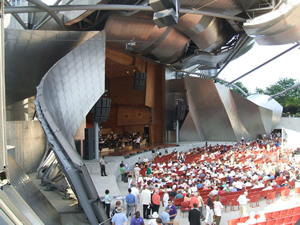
[100,143,178,157]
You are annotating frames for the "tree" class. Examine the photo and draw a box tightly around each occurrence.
[265,78,300,114]
[254,87,264,94]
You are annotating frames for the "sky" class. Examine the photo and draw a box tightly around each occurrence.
[218,42,300,93]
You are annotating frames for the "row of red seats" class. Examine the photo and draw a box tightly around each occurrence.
[228,207,300,225]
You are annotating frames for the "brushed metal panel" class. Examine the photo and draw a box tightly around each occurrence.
[231,90,268,138]
[184,77,236,141]
[175,15,233,52]
[247,94,283,130]
[7,154,60,225]
[5,29,98,106]
[258,106,273,136]
[180,112,206,141]
[215,83,251,140]
[105,13,189,64]
[244,0,300,45]
[41,31,105,145]
[35,31,106,224]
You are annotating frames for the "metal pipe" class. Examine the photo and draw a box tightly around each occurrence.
[4,0,28,29]
[4,4,247,22]
[26,0,65,30]
[269,83,300,100]
[214,35,252,78]
[227,42,300,85]
[33,0,62,30]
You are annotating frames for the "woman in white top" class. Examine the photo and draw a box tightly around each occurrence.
[214,195,227,225]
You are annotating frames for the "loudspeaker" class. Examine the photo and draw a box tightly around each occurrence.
[94,98,111,123]
[83,128,95,160]
[75,139,81,156]
[175,103,186,121]
[149,0,177,11]
[153,9,178,28]
[134,72,147,91]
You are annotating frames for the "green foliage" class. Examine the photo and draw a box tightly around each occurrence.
[264,78,300,114]
[254,87,264,94]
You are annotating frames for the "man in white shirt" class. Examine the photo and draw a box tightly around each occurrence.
[140,186,151,219]
[237,192,249,217]
[134,165,141,182]
[99,156,108,176]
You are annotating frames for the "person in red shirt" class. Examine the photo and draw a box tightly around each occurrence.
[190,193,205,221]
[152,189,161,213]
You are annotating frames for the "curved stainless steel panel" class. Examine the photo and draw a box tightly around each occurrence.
[244,0,300,45]
[215,83,251,140]
[4,29,98,106]
[105,13,189,63]
[184,77,237,141]
[247,94,283,130]
[231,91,269,138]
[35,31,106,224]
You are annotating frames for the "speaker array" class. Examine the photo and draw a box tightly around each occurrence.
[94,98,111,123]
[134,72,147,91]
[175,103,186,121]
[83,128,95,160]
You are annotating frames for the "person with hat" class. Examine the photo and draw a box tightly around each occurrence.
[130,211,145,225]
[112,207,128,225]
[148,212,159,225]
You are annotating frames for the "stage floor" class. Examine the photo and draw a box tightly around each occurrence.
[100,143,177,156]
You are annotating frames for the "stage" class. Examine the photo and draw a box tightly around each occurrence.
[99,143,178,157]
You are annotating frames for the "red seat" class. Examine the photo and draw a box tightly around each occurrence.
[173,198,184,207]
[274,218,284,224]
[249,195,260,208]
[230,199,240,211]
[281,188,290,200]
[283,216,292,224]
[266,191,276,204]
[240,216,249,223]
[228,218,240,225]
[180,201,190,217]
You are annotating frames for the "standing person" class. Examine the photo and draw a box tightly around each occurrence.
[134,164,141,183]
[140,186,152,219]
[104,189,111,218]
[205,193,214,225]
[131,183,140,213]
[99,156,108,176]
[214,195,227,225]
[163,190,169,208]
[112,207,128,225]
[130,211,145,225]
[237,191,249,217]
[152,189,161,213]
[188,203,201,225]
[120,164,125,181]
[166,199,177,222]
[126,188,136,220]
[111,201,121,220]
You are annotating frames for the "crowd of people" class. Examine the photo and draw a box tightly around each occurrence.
[107,134,299,225]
